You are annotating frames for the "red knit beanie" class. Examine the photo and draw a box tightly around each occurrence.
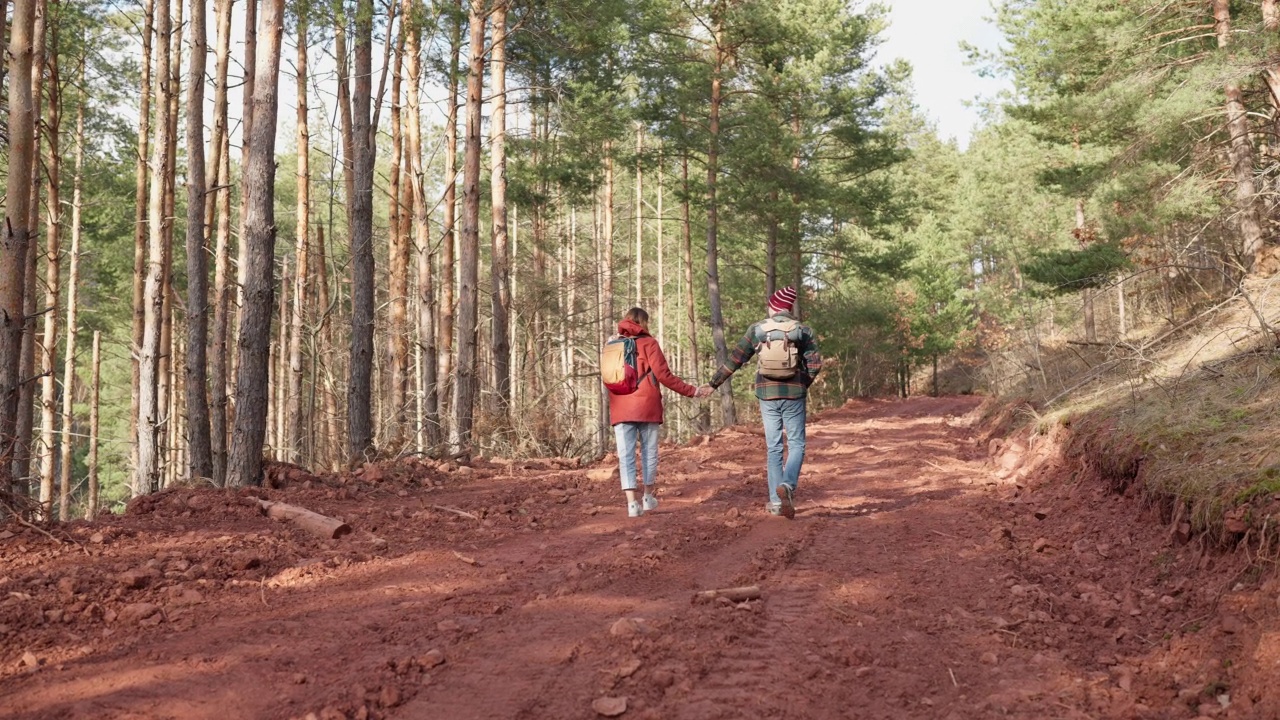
[768,286,797,313]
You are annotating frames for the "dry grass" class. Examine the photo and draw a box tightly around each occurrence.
[1004,274,1280,542]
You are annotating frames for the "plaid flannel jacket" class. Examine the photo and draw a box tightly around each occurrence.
[708,312,822,401]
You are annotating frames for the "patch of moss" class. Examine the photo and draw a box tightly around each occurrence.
[1234,467,1280,505]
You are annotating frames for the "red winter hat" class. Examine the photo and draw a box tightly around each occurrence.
[768,286,797,313]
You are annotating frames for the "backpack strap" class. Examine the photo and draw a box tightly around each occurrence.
[759,318,800,342]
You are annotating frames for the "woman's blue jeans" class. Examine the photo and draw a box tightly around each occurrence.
[614,422,660,491]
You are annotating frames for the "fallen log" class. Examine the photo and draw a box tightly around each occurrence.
[693,585,762,603]
[256,499,352,539]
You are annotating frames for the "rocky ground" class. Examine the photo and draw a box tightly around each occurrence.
[2,396,1278,719]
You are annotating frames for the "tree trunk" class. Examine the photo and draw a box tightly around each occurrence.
[228,0,257,417]
[274,259,289,457]
[1266,0,1278,32]
[635,124,644,303]
[490,0,511,421]
[1076,199,1096,342]
[450,0,486,456]
[211,133,232,484]
[185,0,213,482]
[86,331,100,519]
[681,152,709,434]
[1213,0,1266,271]
[159,0,183,488]
[387,16,408,447]
[404,0,439,451]
[438,2,461,431]
[288,13,310,465]
[14,0,48,495]
[37,31,62,519]
[766,192,778,298]
[128,0,154,484]
[347,0,376,464]
[334,8,355,214]
[226,0,284,487]
[604,144,615,326]
[209,0,233,485]
[789,113,803,320]
[315,225,342,470]
[58,63,86,521]
[656,152,665,344]
[706,29,735,427]
[1117,274,1127,338]
[136,0,172,496]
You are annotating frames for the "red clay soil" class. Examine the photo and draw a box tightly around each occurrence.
[3,397,1279,720]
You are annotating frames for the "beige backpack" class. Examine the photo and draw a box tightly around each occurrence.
[756,318,800,380]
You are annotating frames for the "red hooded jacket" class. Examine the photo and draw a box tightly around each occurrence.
[608,320,697,425]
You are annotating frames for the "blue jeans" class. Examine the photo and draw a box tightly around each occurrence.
[614,422,660,491]
[760,398,807,505]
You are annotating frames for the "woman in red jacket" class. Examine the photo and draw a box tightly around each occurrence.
[608,307,710,517]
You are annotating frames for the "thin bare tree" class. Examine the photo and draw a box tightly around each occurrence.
[135,0,173,495]
[288,9,311,464]
[86,331,100,519]
[451,0,486,455]
[58,55,86,521]
[490,0,511,420]
[185,0,214,481]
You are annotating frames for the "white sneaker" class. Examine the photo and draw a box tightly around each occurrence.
[642,493,659,512]
[627,500,644,517]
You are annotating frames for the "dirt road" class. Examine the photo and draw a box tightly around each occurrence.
[2,397,1276,719]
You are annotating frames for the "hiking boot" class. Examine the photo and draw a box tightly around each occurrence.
[642,492,659,513]
[777,485,796,519]
[766,503,782,516]
[627,500,644,518]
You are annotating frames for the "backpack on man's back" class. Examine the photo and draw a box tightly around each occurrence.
[756,318,801,380]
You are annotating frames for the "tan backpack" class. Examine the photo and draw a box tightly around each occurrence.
[756,318,800,380]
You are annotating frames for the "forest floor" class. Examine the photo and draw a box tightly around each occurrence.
[2,396,1279,720]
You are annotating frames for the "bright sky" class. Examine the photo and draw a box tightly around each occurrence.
[876,0,1010,149]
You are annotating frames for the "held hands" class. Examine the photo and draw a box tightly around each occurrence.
[694,385,715,398]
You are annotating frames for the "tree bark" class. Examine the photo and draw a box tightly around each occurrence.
[274,259,289,457]
[14,0,48,495]
[1076,198,1096,342]
[387,15,409,447]
[450,0,485,456]
[315,225,341,470]
[209,0,233,485]
[1213,0,1266,271]
[37,31,61,519]
[128,0,154,483]
[635,124,643,303]
[681,152,709,433]
[490,0,511,421]
[58,61,86,522]
[1266,0,1279,32]
[288,12,310,465]
[136,0,172,496]
[438,2,462,430]
[404,0,439,451]
[706,25,735,427]
[86,331,100,519]
[347,0,376,464]
[159,0,184,488]
[185,0,213,482]
[227,0,284,487]
[656,152,664,344]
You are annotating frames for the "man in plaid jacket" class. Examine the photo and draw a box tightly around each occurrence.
[702,286,822,518]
